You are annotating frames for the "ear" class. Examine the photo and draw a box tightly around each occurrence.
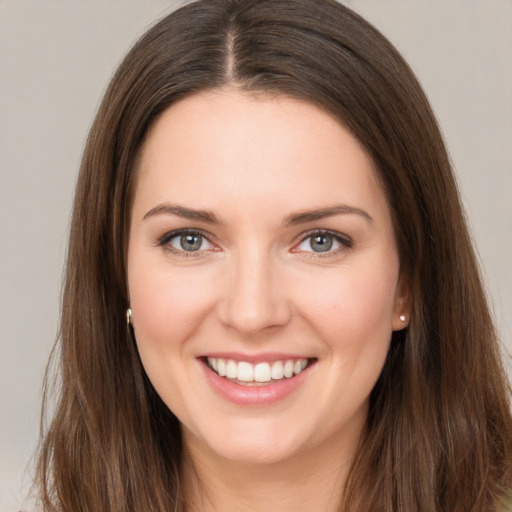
[392,273,411,331]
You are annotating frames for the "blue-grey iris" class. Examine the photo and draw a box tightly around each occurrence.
[181,233,202,251]
[311,234,333,252]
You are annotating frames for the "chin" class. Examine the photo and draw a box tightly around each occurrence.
[212,442,300,466]
[184,419,308,466]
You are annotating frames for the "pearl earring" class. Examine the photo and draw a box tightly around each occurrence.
[399,314,406,322]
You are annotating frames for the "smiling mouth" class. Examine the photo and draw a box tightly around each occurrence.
[203,357,316,386]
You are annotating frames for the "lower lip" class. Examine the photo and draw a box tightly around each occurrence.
[200,360,312,406]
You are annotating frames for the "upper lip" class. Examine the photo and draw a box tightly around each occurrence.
[200,352,314,364]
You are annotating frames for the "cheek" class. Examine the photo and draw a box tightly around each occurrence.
[128,259,217,358]
[293,260,399,353]
[127,260,219,418]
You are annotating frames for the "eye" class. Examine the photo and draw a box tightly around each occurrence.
[159,230,214,254]
[295,231,352,254]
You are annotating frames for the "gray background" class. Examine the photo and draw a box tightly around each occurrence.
[1,1,511,510]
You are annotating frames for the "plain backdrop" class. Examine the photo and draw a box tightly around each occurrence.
[1,1,511,510]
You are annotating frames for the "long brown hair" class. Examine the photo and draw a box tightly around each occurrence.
[37,0,512,510]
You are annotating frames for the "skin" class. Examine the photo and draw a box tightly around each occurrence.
[127,88,409,511]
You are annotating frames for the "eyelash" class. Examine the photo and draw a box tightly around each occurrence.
[157,228,353,258]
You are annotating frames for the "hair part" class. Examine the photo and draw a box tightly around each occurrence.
[37,1,512,510]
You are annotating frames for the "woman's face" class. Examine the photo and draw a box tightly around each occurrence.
[127,89,408,465]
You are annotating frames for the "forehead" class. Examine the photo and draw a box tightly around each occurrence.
[133,88,388,222]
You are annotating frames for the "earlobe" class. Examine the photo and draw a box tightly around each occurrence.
[392,275,411,331]
[393,305,410,331]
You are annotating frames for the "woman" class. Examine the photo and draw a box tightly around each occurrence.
[36,0,512,510]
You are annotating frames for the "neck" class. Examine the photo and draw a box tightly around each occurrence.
[181,427,363,512]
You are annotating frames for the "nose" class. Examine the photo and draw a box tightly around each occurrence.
[217,248,292,335]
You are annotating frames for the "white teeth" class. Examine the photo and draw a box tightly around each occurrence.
[271,361,284,380]
[217,358,226,377]
[206,357,309,383]
[237,361,254,382]
[226,360,237,379]
[254,362,271,382]
[283,360,294,378]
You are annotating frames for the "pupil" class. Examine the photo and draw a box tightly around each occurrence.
[311,235,332,252]
[181,234,202,251]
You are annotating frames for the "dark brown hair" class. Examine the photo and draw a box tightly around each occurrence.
[37,0,512,510]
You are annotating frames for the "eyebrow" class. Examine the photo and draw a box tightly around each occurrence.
[143,203,223,224]
[143,202,373,226]
[283,204,374,226]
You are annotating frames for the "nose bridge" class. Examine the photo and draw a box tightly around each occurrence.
[218,244,290,334]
